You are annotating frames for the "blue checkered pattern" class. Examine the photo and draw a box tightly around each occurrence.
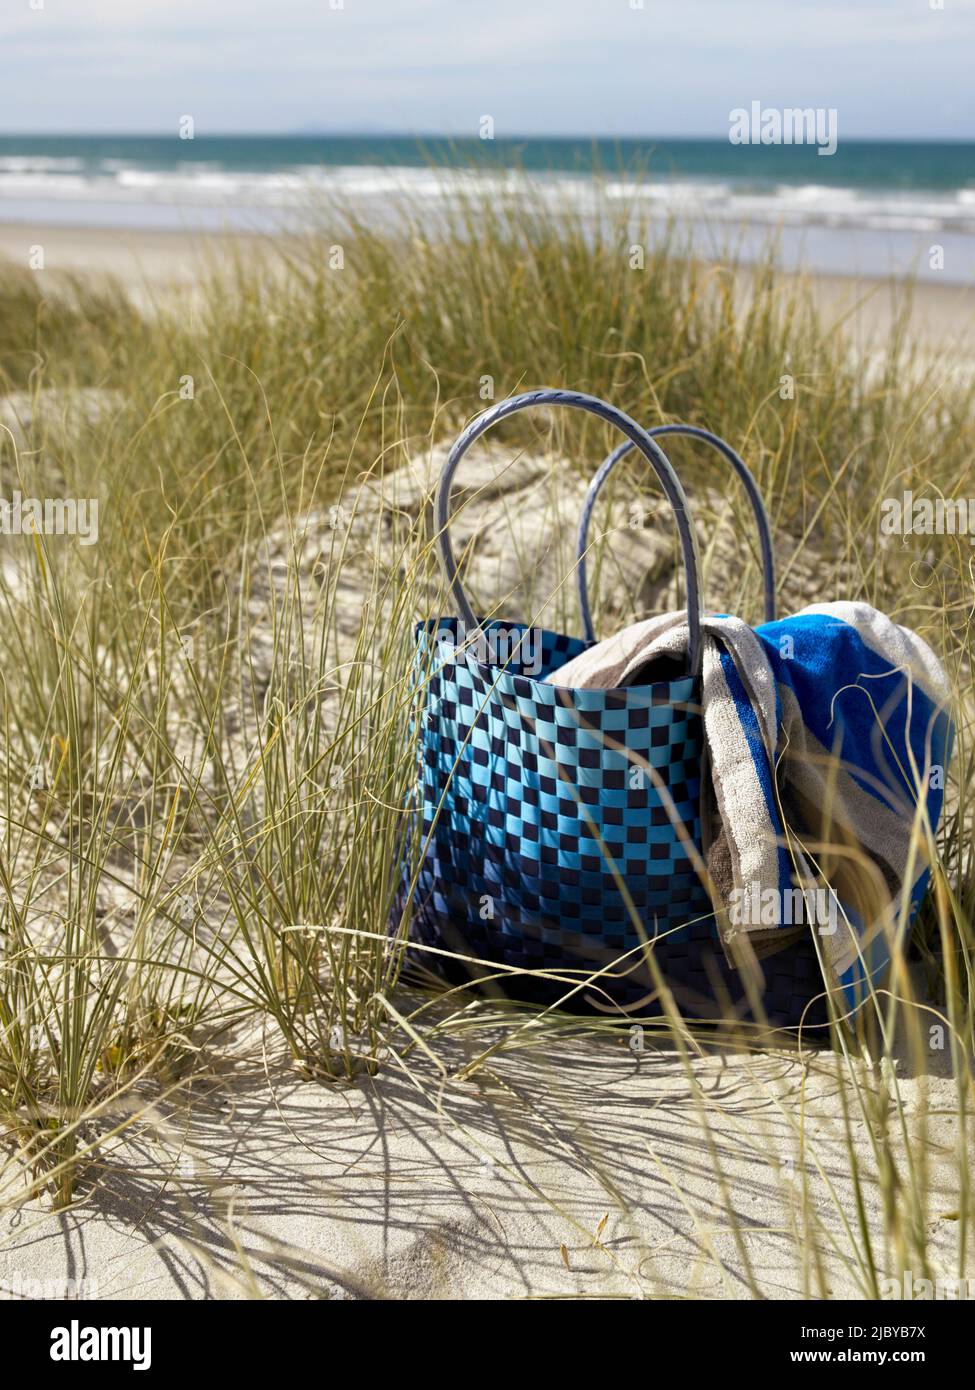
[395,618,827,1026]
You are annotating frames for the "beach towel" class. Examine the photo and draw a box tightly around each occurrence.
[545,600,954,1008]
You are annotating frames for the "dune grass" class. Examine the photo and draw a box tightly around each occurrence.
[0,185,972,1296]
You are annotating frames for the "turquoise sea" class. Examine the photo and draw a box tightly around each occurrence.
[1,134,972,281]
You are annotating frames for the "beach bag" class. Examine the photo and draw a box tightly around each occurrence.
[395,389,828,1027]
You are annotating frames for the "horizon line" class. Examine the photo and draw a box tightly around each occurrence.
[0,130,973,145]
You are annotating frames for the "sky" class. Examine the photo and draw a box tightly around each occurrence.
[1,0,973,139]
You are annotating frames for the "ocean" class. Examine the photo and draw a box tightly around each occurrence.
[1,134,973,282]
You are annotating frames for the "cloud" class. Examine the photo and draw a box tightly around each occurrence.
[0,0,971,136]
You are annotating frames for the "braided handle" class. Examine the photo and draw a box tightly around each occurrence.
[576,424,776,644]
[435,389,705,678]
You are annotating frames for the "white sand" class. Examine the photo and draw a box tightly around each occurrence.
[0,224,970,1303]
[0,1011,965,1301]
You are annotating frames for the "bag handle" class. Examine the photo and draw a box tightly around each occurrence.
[576,423,776,644]
[436,389,705,678]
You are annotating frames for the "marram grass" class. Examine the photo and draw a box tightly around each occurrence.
[0,186,971,1298]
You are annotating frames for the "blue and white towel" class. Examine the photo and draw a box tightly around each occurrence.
[546,602,953,1007]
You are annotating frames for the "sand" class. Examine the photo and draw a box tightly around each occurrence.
[0,218,970,1302]
[0,1011,965,1301]
[2,221,974,346]
[0,223,271,291]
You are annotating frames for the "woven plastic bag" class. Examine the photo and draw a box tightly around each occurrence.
[394,389,828,1025]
